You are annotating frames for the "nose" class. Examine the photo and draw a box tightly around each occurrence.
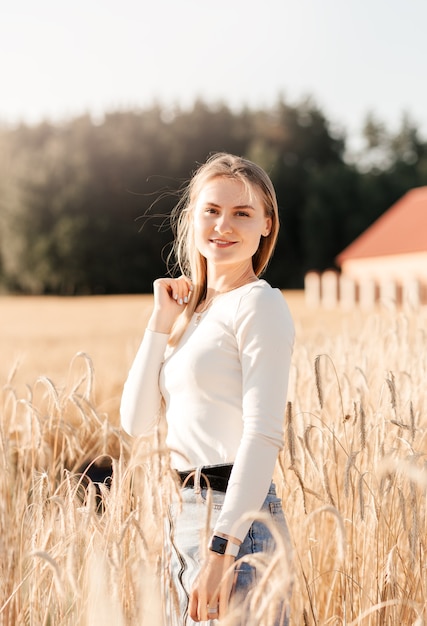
[214,214,232,234]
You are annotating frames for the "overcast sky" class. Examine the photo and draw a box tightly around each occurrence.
[1,0,426,147]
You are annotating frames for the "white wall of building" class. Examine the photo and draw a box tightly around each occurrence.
[305,253,427,309]
[340,251,427,283]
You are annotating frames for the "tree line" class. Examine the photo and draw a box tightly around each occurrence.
[0,98,426,294]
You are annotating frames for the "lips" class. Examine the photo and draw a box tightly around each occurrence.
[209,239,236,247]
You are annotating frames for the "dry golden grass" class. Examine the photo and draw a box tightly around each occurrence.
[0,292,426,625]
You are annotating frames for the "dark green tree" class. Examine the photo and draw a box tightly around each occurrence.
[0,99,426,294]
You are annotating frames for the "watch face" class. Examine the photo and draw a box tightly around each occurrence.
[210,535,227,554]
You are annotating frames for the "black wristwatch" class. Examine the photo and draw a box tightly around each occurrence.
[209,534,240,557]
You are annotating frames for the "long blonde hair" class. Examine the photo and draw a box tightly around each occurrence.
[168,152,280,345]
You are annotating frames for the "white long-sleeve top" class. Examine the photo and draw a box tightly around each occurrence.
[120,280,294,540]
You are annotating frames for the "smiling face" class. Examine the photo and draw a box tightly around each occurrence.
[193,176,272,276]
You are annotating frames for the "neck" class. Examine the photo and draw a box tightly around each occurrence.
[205,264,258,297]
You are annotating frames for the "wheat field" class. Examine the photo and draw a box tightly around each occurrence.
[0,293,426,625]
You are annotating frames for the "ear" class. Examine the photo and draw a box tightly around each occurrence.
[262,216,272,237]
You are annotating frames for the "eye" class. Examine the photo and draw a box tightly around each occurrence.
[235,211,250,217]
[204,207,218,214]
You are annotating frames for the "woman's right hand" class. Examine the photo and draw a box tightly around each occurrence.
[147,275,193,334]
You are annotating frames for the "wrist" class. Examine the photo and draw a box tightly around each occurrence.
[147,310,173,334]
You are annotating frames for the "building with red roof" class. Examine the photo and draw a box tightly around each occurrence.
[336,186,427,285]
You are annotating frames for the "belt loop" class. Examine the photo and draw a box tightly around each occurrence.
[193,466,203,495]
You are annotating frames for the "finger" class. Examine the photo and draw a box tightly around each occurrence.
[153,278,175,300]
[206,602,220,621]
[177,274,193,292]
[167,280,184,305]
[198,592,209,622]
[188,589,200,622]
[174,277,193,305]
[218,566,235,620]
[196,591,210,622]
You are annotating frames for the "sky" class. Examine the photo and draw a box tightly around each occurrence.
[1,0,427,150]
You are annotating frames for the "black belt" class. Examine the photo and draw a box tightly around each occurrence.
[177,463,233,493]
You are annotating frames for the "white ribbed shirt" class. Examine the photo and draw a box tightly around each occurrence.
[120,280,294,540]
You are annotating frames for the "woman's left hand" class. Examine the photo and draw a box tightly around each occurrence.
[188,552,236,622]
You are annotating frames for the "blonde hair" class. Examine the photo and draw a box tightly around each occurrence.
[169,152,280,344]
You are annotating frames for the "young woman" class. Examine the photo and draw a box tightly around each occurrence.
[120,153,294,625]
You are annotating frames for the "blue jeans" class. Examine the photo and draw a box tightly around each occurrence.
[166,482,292,625]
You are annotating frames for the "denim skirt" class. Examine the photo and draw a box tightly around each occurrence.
[165,482,293,626]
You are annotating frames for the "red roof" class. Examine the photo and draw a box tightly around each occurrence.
[337,186,427,264]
